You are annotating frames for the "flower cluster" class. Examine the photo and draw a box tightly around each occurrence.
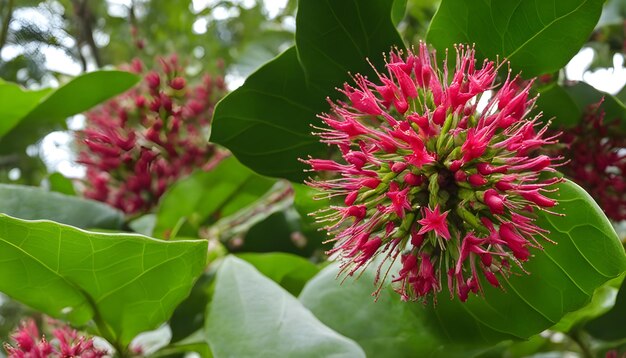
[4,320,107,358]
[555,100,626,222]
[303,43,561,302]
[77,55,227,214]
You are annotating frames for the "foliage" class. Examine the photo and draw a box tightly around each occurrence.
[1,0,626,357]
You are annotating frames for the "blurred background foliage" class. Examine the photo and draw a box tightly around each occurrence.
[1,0,626,355]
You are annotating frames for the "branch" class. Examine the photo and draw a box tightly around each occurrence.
[0,0,14,52]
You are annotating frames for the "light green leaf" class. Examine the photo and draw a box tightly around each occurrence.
[237,252,320,295]
[0,71,138,154]
[205,256,366,358]
[153,157,275,238]
[427,0,605,76]
[0,214,207,348]
[0,80,52,138]
[0,184,123,229]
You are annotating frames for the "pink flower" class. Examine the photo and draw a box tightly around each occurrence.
[4,319,107,358]
[417,205,451,240]
[304,43,561,303]
[77,55,228,215]
[551,99,626,221]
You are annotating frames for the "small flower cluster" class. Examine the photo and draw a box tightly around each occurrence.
[77,55,227,214]
[4,320,107,358]
[556,100,626,221]
[304,43,561,302]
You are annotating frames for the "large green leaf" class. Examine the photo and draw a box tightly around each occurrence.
[426,0,605,76]
[210,47,327,181]
[0,214,207,349]
[237,252,320,296]
[0,184,123,229]
[299,264,445,357]
[211,0,404,181]
[153,157,275,238]
[0,71,138,154]
[295,0,404,91]
[0,80,52,137]
[423,180,626,345]
[204,256,366,357]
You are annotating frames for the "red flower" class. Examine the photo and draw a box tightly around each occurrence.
[4,320,107,358]
[553,99,626,221]
[304,43,561,302]
[77,55,228,214]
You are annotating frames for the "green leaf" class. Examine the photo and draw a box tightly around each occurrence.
[535,83,582,128]
[153,157,275,238]
[0,184,123,230]
[211,0,404,181]
[46,172,77,196]
[392,0,408,26]
[551,276,622,332]
[586,277,626,341]
[562,82,626,130]
[0,80,52,137]
[210,47,327,181]
[423,180,626,345]
[426,0,605,76]
[237,252,320,295]
[0,214,208,348]
[295,0,404,91]
[0,70,139,154]
[299,263,446,357]
[205,256,366,357]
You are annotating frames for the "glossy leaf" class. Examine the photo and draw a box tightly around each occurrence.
[0,80,52,137]
[0,214,208,348]
[299,263,445,357]
[295,0,404,91]
[205,256,366,358]
[423,180,626,345]
[562,82,626,129]
[153,157,275,238]
[0,184,123,230]
[586,277,626,341]
[535,83,582,128]
[211,0,404,181]
[210,47,327,181]
[0,71,139,154]
[427,0,605,76]
[237,252,320,295]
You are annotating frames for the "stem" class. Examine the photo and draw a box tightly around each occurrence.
[0,0,14,52]
[570,329,595,358]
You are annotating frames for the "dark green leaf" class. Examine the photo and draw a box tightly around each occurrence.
[426,0,605,76]
[535,83,582,128]
[0,71,139,154]
[169,271,215,343]
[237,252,319,295]
[562,82,626,130]
[295,0,404,91]
[587,277,626,341]
[205,256,366,357]
[210,47,327,181]
[0,214,207,347]
[423,180,626,345]
[0,184,123,229]
[212,0,404,181]
[392,0,408,26]
[0,80,52,137]
[153,157,275,238]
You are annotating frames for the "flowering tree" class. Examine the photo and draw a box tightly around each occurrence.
[0,0,625,357]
